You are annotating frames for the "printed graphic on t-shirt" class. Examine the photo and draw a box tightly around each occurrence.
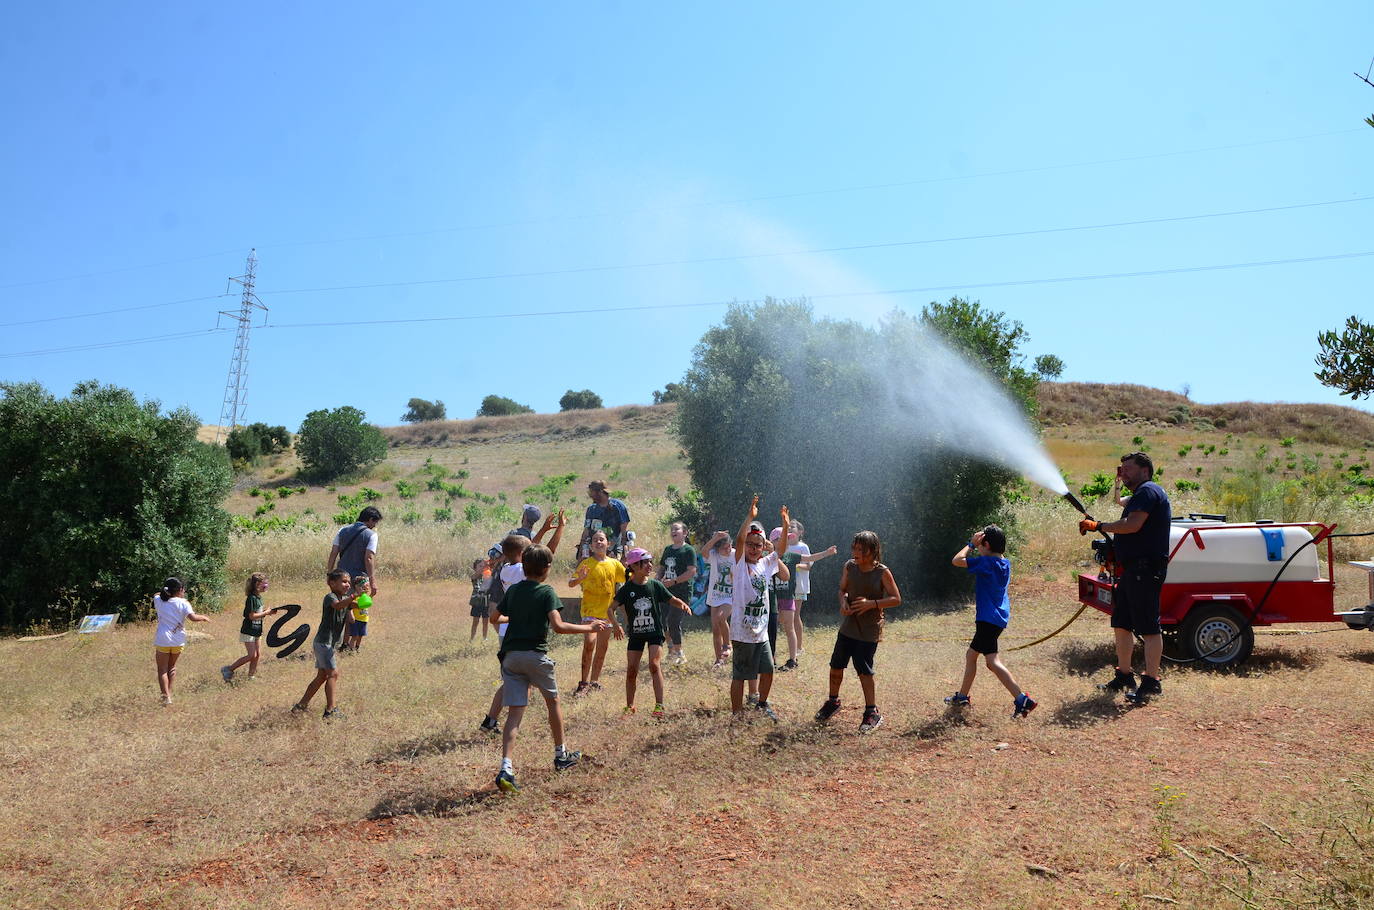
[743,573,768,630]
[630,595,656,633]
[712,562,733,596]
[662,556,679,585]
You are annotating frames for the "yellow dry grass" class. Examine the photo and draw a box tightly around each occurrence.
[3,567,1374,908]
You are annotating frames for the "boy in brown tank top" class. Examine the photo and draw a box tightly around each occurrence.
[814,531,902,733]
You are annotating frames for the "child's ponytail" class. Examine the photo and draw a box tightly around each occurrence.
[160,576,185,602]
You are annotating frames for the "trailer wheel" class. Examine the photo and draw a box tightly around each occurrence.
[1162,629,1187,660]
[1179,604,1253,669]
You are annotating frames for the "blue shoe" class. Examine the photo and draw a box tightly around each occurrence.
[495,769,518,793]
[1012,693,1037,718]
[944,692,971,707]
[553,750,582,772]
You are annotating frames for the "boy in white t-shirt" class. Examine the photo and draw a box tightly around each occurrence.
[703,530,735,668]
[479,511,565,733]
[729,496,790,720]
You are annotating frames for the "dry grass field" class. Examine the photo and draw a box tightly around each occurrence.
[6,388,1374,908]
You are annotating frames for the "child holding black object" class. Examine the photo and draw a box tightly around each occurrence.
[946,525,1036,718]
[293,570,358,720]
[729,497,790,720]
[488,544,609,793]
[616,547,691,718]
[223,573,280,681]
[814,531,902,733]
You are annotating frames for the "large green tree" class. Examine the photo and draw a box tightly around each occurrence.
[0,381,232,629]
[296,406,388,481]
[674,297,1041,602]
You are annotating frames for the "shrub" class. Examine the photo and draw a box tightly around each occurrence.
[401,398,447,423]
[476,395,534,417]
[395,479,419,500]
[1175,479,1201,493]
[559,389,603,411]
[0,381,231,629]
[296,406,387,482]
[1080,471,1114,500]
[225,422,292,465]
[433,507,453,523]
[653,382,686,404]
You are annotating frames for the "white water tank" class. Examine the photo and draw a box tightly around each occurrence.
[1165,519,1320,585]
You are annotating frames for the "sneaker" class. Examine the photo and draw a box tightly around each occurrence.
[756,701,779,722]
[220,666,233,682]
[859,707,883,733]
[943,692,971,707]
[1013,693,1038,718]
[670,651,686,666]
[291,702,307,713]
[572,681,590,698]
[588,681,604,691]
[651,703,666,719]
[1100,669,1136,693]
[622,705,637,716]
[777,659,798,672]
[496,769,519,793]
[1126,675,1163,703]
[553,750,582,772]
[479,715,501,734]
[745,693,759,707]
[160,694,172,707]
[711,658,726,669]
[815,696,841,723]
[322,708,343,721]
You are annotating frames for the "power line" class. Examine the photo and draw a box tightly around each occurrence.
[0,293,232,329]
[267,194,1374,297]
[2,126,1364,290]
[4,246,1371,359]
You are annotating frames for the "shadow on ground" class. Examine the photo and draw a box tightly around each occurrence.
[1047,693,1126,729]
[368,786,501,820]
[902,708,976,741]
[369,727,488,763]
[1341,649,1374,665]
[1053,641,1118,677]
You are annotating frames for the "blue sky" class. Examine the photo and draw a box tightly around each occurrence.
[3,3,1372,429]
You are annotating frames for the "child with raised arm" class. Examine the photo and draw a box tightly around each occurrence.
[946,525,1036,718]
[616,547,691,718]
[814,531,902,733]
[568,529,626,697]
[479,511,565,734]
[788,519,835,661]
[703,531,735,668]
[488,544,609,793]
[656,522,697,666]
[292,569,358,720]
[222,573,280,682]
[729,497,790,721]
[153,577,211,706]
[771,526,837,672]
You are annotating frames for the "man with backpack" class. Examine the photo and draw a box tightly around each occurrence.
[328,506,383,597]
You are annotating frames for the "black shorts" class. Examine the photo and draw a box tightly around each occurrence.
[969,620,1004,654]
[829,632,879,676]
[1111,560,1166,636]
[626,633,665,652]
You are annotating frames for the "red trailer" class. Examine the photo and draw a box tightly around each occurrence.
[1077,518,1347,668]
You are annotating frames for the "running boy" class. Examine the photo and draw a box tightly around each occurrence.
[656,522,697,665]
[488,544,609,792]
[616,547,691,718]
[729,497,790,720]
[479,511,565,733]
[293,569,359,720]
[946,525,1036,718]
[569,529,626,696]
[814,531,902,733]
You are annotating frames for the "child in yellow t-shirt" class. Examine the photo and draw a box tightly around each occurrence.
[569,529,625,695]
[343,574,373,653]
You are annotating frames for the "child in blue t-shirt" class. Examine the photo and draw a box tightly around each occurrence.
[946,525,1036,718]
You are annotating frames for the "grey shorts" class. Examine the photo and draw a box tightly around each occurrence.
[499,650,558,707]
[731,640,774,681]
[312,641,338,671]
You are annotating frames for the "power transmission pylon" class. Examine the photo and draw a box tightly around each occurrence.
[214,250,268,443]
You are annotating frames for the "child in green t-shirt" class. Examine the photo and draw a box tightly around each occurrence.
[656,522,698,666]
[487,544,608,794]
[616,548,691,719]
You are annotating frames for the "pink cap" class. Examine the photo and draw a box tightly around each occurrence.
[623,548,652,566]
[769,526,784,542]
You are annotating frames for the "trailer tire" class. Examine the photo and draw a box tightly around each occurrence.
[1179,604,1253,669]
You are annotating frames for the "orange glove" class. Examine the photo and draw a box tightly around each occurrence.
[1078,518,1101,536]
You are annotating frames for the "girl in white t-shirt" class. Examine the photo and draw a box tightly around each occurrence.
[153,577,210,706]
[702,531,736,668]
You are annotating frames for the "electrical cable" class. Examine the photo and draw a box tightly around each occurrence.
[0,327,227,359]
[0,294,232,329]
[2,127,1363,291]
[267,195,1374,297]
